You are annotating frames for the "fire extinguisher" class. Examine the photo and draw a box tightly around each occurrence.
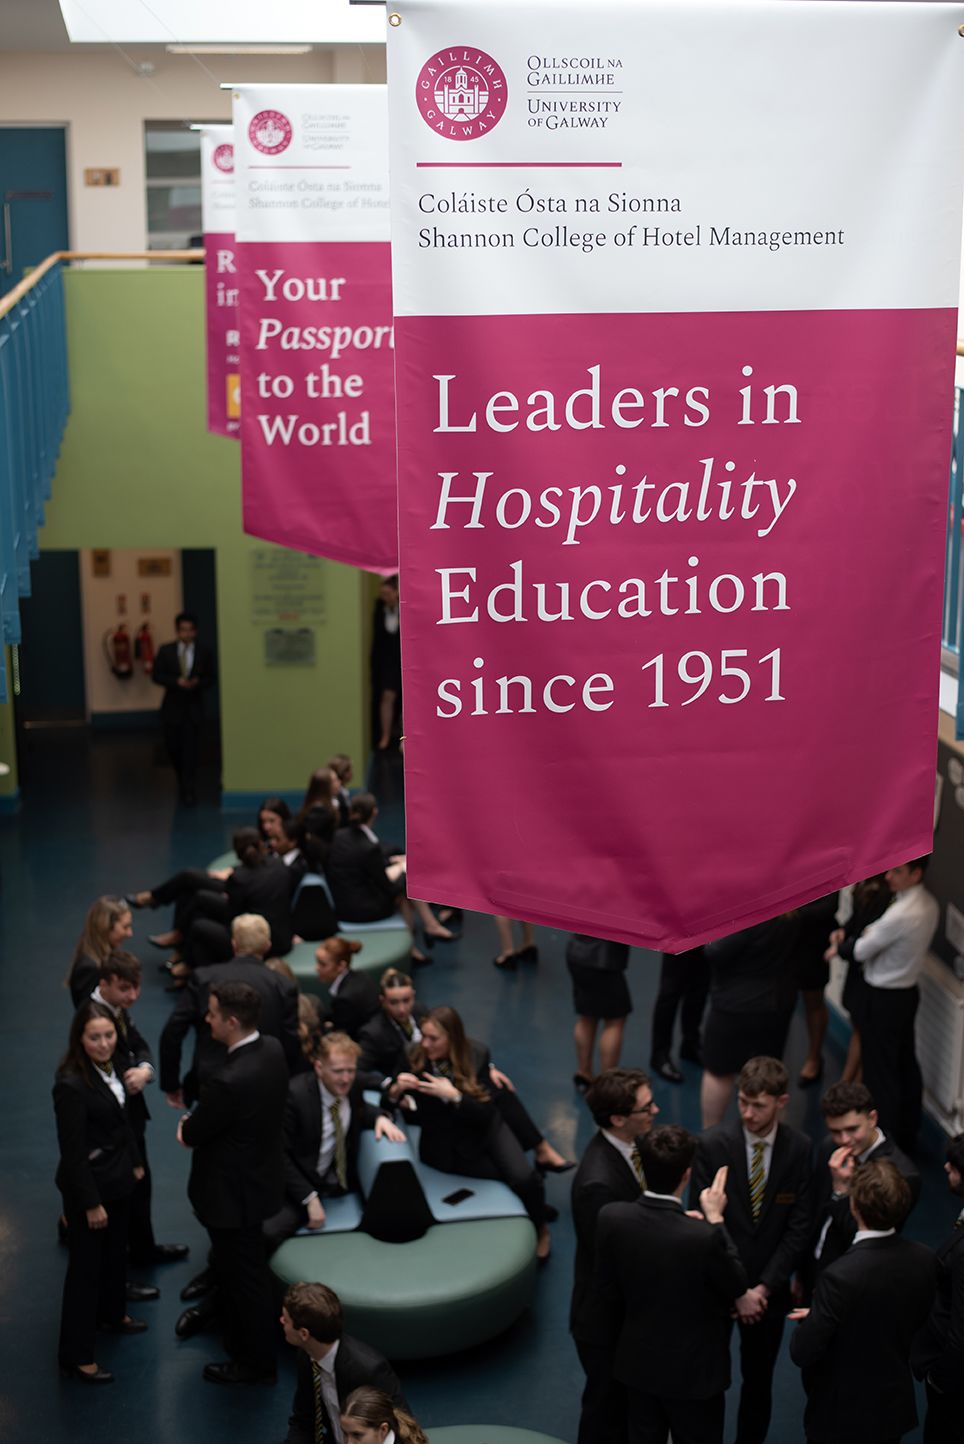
[135,621,155,674]
[103,623,134,680]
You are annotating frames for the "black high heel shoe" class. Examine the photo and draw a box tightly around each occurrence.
[536,1157,577,1175]
[493,952,518,971]
[60,1364,114,1384]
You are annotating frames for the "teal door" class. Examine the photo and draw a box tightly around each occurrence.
[0,128,69,296]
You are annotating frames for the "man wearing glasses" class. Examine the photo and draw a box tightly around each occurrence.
[571,1068,658,1444]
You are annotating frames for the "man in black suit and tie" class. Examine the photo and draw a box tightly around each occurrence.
[594,1124,748,1444]
[89,953,189,1282]
[912,1132,964,1443]
[160,913,304,1107]
[690,1056,812,1444]
[280,1281,407,1443]
[790,1159,936,1444]
[178,981,289,1385]
[263,1031,405,1253]
[152,610,214,805]
[571,1068,658,1444]
[356,967,429,1091]
[807,1081,920,1288]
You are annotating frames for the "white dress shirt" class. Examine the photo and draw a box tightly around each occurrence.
[228,1029,260,1054]
[853,1227,896,1244]
[96,1062,127,1107]
[643,1189,684,1207]
[315,1082,351,1186]
[854,883,939,989]
[91,986,154,1082]
[178,640,195,675]
[602,1129,644,1185]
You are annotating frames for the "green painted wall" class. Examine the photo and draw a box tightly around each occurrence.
[39,268,368,793]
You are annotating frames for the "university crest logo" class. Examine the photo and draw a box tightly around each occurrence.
[415,48,508,141]
[212,143,235,174]
[248,110,293,156]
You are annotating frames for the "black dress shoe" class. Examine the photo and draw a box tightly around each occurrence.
[679,1041,703,1065]
[572,1072,593,1093]
[60,1364,114,1384]
[651,1055,684,1084]
[797,1062,824,1088]
[536,1158,576,1175]
[543,1203,560,1222]
[516,944,539,963]
[202,1361,276,1387]
[100,1317,148,1335]
[147,1242,190,1262]
[175,1301,218,1339]
[492,952,518,971]
[180,1268,215,1302]
[126,1283,160,1302]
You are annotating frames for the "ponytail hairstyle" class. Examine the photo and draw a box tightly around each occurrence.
[340,1387,429,1444]
[407,1005,489,1101]
[232,825,265,868]
[379,967,413,994]
[318,936,363,972]
[67,895,130,987]
[347,792,377,826]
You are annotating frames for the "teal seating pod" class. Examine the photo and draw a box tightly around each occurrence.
[270,1218,537,1358]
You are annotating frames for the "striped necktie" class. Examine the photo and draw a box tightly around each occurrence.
[311,1361,330,1443]
[749,1141,766,1221]
[630,1144,645,1190]
[330,1101,348,1191]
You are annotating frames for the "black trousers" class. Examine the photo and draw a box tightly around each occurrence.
[150,869,228,935]
[626,1387,724,1444]
[208,1224,277,1373]
[923,1380,962,1444]
[188,917,234,970]
[650,948,709,1059]
[575,1338,628,1444]
[457,1117,546,1228]
[127,1135,156,1263]
[733,1297,788,1444]
[860,984,922,1151]
[493,1087,543,1152]
[59,1197,131,1367]
[162,713,201,791]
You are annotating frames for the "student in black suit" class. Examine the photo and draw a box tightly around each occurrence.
[177,981,289,1385]
[89,952,188,1276]
[263,1032,405,1253]
[593,1125,747,1444]
[66,896,134,1007]
[571,1068,658,1444]
[649,946,709,1084]
[912,1132,964,1443]
[690,1057,813,1444]
[314,937,381,1039]
[807,1081,920,1287]
[54,1001,147,1383]
[151,610,214,805]
[356,968,429,1091]
[160,913,303,1107]
[340,1388,429,1444]
[394,1005,554,1259]
[790,1159,937,1444]
[326,793,453,948]
[280,1282,407,1444]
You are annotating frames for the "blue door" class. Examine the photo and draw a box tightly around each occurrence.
[0,128,69,296]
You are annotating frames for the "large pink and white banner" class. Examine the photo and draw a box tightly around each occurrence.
[233,84,397,571]
[200,124,239,438]
[388,0,964,949]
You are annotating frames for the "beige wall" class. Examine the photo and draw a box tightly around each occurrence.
[78,547,182,716]
[0,46,385,253]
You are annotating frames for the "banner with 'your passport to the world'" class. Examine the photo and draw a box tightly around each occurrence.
[387,0,964,950]
[233,84,397,571]
[199,124,239,438]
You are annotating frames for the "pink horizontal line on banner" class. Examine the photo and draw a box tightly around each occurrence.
[247,165,352,170]
[415,161,623,168]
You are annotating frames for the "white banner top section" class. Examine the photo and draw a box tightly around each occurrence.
[199,125,236,232]
[233,84,390,244]
[387,0,964,317]
[58,0,384,45]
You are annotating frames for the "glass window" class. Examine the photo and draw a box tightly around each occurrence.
[144,121,213,249]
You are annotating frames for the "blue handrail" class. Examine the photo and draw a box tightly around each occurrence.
[0,259,70,701]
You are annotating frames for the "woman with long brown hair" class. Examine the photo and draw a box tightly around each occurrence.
[66,898,134,1006]
[341,1386,429,1444]
[394,1004,552,1259]
[54,1000,147,1382]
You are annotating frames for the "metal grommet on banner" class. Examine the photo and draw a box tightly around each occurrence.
[389,12,402,26]
[959,23,964,35]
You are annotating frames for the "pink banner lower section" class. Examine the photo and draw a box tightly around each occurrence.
[397,307,953,949]
[239,240,397,572]
[204,231,239,438]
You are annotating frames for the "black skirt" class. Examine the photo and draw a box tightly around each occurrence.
[567,961,633,1020]
[702,1006,792,1077]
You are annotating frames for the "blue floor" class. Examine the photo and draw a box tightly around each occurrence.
[0,730,954,1443]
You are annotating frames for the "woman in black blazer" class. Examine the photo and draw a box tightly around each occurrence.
[393,1005,552,1259]
[54,1000,146,1382]
[66,898,134,1007]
